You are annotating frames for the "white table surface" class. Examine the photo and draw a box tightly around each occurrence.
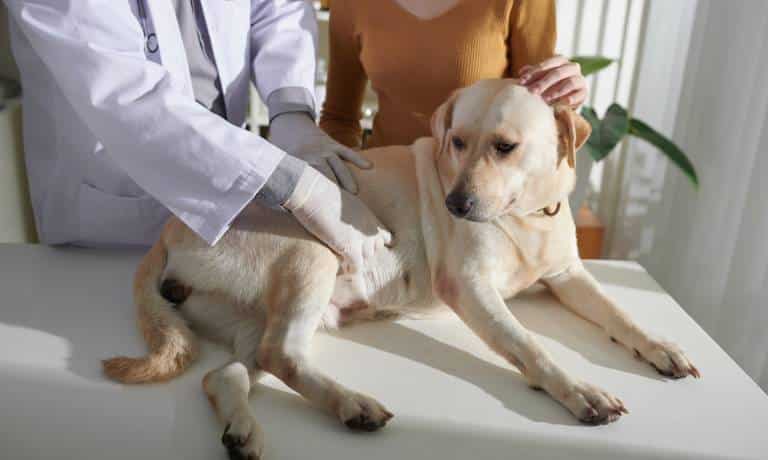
[1,244,766,460]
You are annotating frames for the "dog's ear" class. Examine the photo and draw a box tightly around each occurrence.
[554,105,592,168]
[431,90,460,154]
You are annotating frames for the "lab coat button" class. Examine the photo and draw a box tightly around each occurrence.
[146,33,159,53]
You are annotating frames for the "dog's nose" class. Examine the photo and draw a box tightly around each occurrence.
[445,192,476,218]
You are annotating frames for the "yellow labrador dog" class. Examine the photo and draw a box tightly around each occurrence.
[104,79,699,459]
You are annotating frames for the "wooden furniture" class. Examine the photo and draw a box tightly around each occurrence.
[1,244,767,460]
[0,98,37,243]
[576,205,604,259]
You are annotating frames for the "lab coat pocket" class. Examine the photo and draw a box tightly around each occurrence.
[78,183,169,247]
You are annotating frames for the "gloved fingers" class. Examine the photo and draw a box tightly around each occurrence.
[340,245,363,275]
[328,155,359,194]
[362,237,376,261]
[373,234,384,254]
[364,228,393,261]
[313,161,338,186]
[336,146,373,169]
[380,228,394,248]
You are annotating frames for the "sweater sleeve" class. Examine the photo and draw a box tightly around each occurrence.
[507,0,558,77]
[318,0,368,148]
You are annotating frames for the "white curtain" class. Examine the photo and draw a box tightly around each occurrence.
[610,0,768,390]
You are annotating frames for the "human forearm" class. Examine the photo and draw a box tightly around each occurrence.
[5,0,286,245]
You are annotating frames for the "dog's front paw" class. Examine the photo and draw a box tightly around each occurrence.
[337,392,393,432]
[558,381,628,425]
[221,409,264,460]
[636,340,701,379]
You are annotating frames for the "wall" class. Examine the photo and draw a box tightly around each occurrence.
[0,5,37,243]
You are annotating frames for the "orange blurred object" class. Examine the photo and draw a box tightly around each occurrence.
[575,205,604,259]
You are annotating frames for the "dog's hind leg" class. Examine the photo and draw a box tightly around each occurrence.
[203,320,267,460]
[257,270,393,432]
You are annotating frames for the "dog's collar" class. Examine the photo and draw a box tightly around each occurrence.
[509,201,563,219]
[492,201,562,267]
[540,202,561,217]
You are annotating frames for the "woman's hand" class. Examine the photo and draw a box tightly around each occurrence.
[518,56,588,109]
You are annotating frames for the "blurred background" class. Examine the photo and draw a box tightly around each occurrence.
[0,1,766,390]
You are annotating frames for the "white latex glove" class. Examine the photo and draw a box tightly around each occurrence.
[283,165,393,273]
[269,112,371,194]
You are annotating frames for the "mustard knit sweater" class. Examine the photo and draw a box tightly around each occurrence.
[319,0,557,148]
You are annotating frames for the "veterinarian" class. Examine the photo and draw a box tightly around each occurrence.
[320,0,588,148]
[4,0,390,271]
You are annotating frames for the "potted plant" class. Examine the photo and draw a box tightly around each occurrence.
[568,56,698,214]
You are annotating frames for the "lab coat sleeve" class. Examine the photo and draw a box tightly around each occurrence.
[4,0,285,245]
[250,0,318,114]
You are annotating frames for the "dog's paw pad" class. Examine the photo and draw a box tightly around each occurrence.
[338,393,393,432]
[344,413,386,432]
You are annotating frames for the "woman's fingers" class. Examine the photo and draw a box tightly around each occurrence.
[518,55,570,84]
[518,57,588,109]
[558,88,587,109]
[541,76,587,107]
[541,77,578,102]
[525,61,581,95]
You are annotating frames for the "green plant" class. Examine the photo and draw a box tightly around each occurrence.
[571,56,698,187]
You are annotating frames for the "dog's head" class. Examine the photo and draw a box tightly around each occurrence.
[431,79,591,221]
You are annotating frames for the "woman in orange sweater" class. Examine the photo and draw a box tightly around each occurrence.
[319,0,586,178]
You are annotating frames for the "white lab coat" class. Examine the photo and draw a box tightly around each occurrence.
[4,0,317,247]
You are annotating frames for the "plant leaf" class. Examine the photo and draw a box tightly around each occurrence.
[579,106,602,162]
[629,118,699,188]
[571,56,615,76]
[581,103,630,162]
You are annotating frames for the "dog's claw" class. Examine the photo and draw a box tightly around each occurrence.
[689,365,702,379]
[580,407,599,424]
[619,402,630,414]
[221,424,234,447]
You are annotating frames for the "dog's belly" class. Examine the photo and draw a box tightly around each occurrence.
[327,231,437,326]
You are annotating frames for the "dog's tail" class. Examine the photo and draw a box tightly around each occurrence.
[102,238,198,384]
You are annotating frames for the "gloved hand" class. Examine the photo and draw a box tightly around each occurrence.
[282,164,393,274]
[269,112,371,194]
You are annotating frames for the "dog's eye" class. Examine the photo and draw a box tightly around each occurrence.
[495,142,518,155]
[451,136,466,150]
